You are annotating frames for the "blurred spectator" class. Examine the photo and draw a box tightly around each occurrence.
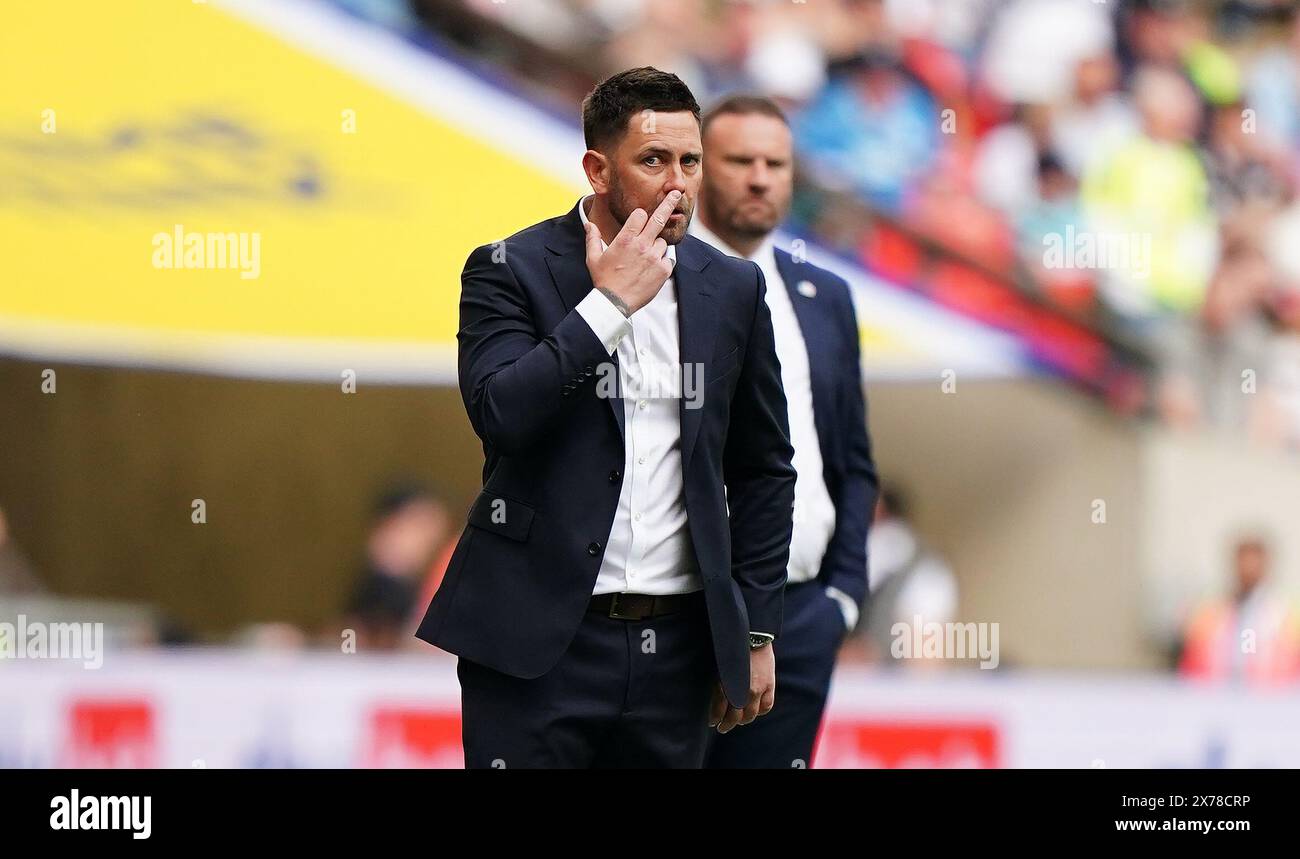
[1016,153,1091,301]
[0,506,44,595]
[1179,534,1300,685]
[1252,256,1300,448]
[855,485,958,667]
[1248,7,1300,156]
[973,103,1054,216]
[793,49,941,212]
[1187,212,1276,431]
[1051,52,1139,179]
[981,0,1116,105]
[1081,65,1218,321]
[1119,0,1197,78]
[343,484,452,651]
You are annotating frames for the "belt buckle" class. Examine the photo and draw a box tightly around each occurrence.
[608,593,638,620]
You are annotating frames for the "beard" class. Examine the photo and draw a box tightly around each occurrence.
[609,175,692,244]
[713,194,781,241]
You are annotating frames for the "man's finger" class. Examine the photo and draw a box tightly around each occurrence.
[759,684,775,717]
[642,190,682,238]
[739,695,761,726]
[618,208,649,242]
[717,706,744,733]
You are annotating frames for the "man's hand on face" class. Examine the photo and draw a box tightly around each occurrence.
[584,190,681,317]
[709,642,776,733]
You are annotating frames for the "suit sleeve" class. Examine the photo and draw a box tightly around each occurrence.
[819,277,880,612]
[457,243,617,455]
[723,262,797,638]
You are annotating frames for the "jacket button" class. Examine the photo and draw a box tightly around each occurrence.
[583,364,594,376]
[587,541,602,556]
[608,469,621,483]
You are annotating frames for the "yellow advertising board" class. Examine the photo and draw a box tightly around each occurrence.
[0,0,578,380]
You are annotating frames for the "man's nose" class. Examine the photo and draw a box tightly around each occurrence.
[748,162,771,193]
[664,168,688,198]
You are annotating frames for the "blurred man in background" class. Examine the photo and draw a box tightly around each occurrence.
[693,95,878,768]
[344,484,451,651]
[1180,534,1300,686]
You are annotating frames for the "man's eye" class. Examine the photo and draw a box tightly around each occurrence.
[644,156,661,166]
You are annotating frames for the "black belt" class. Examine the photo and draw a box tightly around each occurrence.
[588,591,699,620]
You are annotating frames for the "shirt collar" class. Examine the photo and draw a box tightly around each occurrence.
[579,195,677,263]
[690,217,776,267]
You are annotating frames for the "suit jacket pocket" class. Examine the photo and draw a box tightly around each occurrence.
[466,492,535,542]
[708,345,741,384]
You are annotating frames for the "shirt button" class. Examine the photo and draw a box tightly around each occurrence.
[639,349,646,357]
[587,542,602,556]
[637,456,646,465]
[634,513,642,522]
[638,400,647,410]
[608,469,621,483]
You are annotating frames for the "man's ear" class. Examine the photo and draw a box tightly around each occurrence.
[582,149,610,195]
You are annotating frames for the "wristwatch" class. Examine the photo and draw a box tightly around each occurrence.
[748,632,773,650]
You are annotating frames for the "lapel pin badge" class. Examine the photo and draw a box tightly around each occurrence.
[797,280,817,298]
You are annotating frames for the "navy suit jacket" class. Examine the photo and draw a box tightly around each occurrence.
[415,203,797,708]
[772,248,879,612]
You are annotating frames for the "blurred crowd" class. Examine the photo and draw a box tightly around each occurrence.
[439,0,1300,447]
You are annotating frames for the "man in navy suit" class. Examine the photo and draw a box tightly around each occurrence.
[415,69,797,768]
[693,95,879,768]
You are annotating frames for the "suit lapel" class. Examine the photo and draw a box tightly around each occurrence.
[545,204,625,441]
[675,236,717,471]
[775,248,818,349]
[775,247,833,455]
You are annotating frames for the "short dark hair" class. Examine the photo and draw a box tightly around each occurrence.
[702,94,789,136]
[581,67,701,151]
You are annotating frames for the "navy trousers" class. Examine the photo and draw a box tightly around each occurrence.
[705,580,845,769]
[457,592,716,768]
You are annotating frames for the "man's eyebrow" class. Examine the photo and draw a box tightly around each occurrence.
[637,145,702,159]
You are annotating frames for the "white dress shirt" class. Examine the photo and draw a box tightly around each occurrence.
[573,197,701,597]
[691,220,859,632]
